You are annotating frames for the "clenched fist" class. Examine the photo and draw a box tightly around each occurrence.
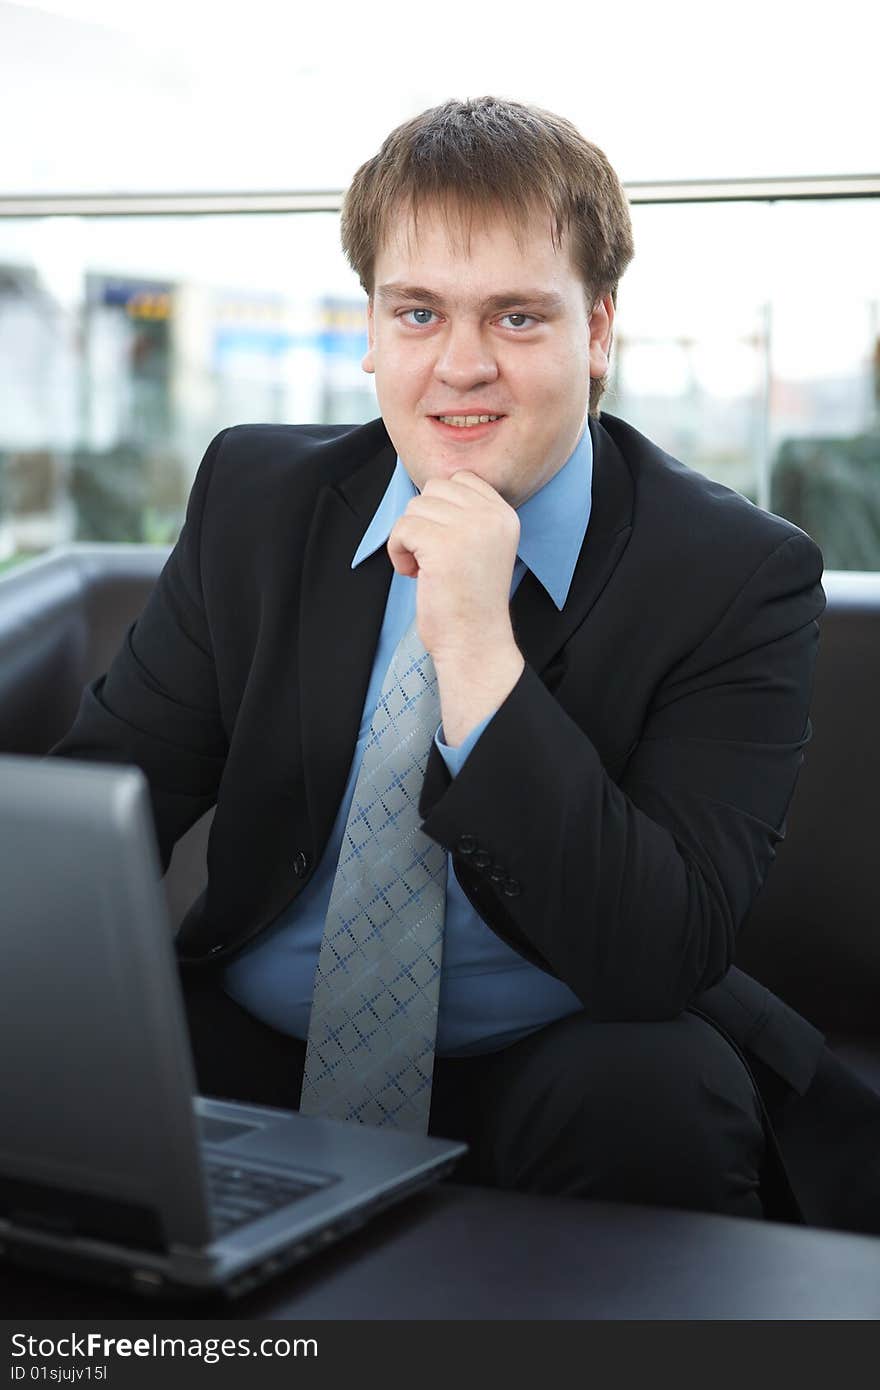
[387,470,525,746]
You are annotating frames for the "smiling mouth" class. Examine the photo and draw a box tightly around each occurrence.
[433,414,503,428]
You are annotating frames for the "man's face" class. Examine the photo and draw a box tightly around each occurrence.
[363,202,614,508]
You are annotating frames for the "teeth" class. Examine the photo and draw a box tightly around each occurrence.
[437,415,500,427]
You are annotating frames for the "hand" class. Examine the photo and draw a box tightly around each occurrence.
[388,469,519,662]
[387,471,525,744]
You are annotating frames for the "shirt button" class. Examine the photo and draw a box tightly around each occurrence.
[472,850,491,869]
[293,850,311,879]
[502,877,521,897]
[457,835,477,855]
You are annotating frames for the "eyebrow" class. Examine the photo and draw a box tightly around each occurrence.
[375,283,566,314]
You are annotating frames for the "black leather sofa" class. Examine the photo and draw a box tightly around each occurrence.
[1,546,878,1111]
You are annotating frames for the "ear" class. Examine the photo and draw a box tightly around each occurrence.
[588,293,615,379]
[362,297,375,374]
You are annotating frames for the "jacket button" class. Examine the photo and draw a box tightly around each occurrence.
[293,850,311,879]
[207,943,225,956]
[489,864,506,882]
[457,835,477,855]
[502,877,521,897]
[473,850,491,869]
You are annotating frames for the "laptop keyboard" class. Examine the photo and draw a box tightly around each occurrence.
[204,1161,323,1237]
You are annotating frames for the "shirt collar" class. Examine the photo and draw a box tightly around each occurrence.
[352,423,593,611]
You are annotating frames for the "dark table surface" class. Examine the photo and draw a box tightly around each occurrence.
[3,1183,880,1320]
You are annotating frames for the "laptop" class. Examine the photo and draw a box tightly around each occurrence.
[0,754,467,1299]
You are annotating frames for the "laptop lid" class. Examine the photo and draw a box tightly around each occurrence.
[0,755,213,1252]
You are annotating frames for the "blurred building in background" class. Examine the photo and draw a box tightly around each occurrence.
[1,197,877,572]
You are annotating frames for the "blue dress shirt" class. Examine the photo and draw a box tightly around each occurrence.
[224,427,593,1055]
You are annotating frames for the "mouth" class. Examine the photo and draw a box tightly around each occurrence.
[429,413,505,441]
[434,413,502,427]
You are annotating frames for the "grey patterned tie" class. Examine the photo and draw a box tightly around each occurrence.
[299,617,447,1133]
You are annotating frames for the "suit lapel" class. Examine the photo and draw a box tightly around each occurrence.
[298,433,396,854]
[510,416,634,672]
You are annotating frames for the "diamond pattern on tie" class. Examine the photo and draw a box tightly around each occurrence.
[299,618,447,1132]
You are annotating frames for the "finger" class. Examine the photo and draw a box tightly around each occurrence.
[418,476,478,508]
[404,494,465,525]
[386,531,419,577]
[445,469,506,501]
[387,513,446,571]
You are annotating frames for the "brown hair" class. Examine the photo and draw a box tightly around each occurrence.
[341,96,635,414]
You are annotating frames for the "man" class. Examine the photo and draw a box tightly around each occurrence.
[53,97,880,1231]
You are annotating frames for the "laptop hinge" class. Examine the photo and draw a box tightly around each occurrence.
[1,1175,166,1252]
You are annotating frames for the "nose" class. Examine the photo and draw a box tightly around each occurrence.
[433,321,499,391]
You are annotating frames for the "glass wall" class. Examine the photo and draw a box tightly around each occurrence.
[610,198,880,571]
[1,197,878,570]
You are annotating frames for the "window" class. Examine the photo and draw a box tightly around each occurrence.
[1,195,878,570]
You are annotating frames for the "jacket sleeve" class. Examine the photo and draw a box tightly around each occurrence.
[50,431,230,871]
[419,531,826,1022]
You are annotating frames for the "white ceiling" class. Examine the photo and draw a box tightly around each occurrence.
[2,0,879,196]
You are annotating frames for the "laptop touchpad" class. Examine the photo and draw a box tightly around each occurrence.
[199,1116,261,1144]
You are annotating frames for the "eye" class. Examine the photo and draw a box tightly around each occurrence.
[498,312,537,330]
[402,308,437,326]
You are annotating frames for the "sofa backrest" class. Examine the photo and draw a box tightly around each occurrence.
[0,547,169,754]
[0,545,206,929]
[736,572,880,1031]
[1,546,877,1033]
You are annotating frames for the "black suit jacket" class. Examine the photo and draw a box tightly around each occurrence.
[53,411,827,1128]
